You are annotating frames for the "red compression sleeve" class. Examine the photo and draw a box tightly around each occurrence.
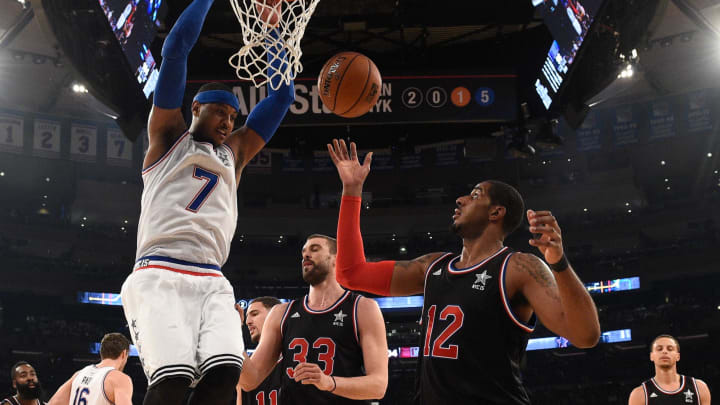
[336,195,395,296]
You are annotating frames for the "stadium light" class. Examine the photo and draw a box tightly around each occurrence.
[72,83,89,94]
[618,64,634,79]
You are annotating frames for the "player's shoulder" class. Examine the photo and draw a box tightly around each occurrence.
[355,294,379,310]
[692,377,709,389]
[628,385,646,404]
[106,369,132,385]
[269,301,292,320]
[508,252,550,275]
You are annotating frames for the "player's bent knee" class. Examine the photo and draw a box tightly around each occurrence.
[144,376,192,405]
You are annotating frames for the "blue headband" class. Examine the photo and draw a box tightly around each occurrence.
[193,90,240,112]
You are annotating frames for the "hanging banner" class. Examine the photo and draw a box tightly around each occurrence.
[429,141,463,166]
[246,149,273,174]
[32,119,61,158]
[575,110,602,151]
[311,151,334,172]
[0,113,24,154]
[70,124,98,162]
[611,104,639,146]
[648,100,676,140]
[188,74,517,126]
[281,151,305,172]
[360,148,394,171]
[107,128,133,167]
[685,90,713,134]
[399,150,422,169]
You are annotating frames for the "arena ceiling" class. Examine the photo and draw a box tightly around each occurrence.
[0,0,719,122]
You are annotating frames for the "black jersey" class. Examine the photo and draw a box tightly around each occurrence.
[279,290,368,405]
[241,362,282,405]
[416,247,536,405]
[641,375,701,404]
[1,398,45,405]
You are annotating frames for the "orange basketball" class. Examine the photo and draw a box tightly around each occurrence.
[317,52,382,118]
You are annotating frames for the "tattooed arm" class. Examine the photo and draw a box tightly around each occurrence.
[510,252,600,348]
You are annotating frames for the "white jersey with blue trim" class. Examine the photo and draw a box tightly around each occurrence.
[69,365,115,405]
[136,132,237,267]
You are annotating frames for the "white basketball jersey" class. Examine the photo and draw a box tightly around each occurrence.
[69,365,115,405]
[136,133,238,266]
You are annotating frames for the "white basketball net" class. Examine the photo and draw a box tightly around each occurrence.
[229,0,321,90]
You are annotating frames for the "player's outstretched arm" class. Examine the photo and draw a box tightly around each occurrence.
[238,303,286,391]
[627,386,644,405]
[292,297,388,399]
[226,29,295,175]
[513,210,600,348]
[328,139,444,296]
[105,371,133,405]
[47,372,78,405]
[146,0,215,168]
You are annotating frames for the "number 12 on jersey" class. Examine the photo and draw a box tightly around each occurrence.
[423,305,464,359]
[186,166,219,213]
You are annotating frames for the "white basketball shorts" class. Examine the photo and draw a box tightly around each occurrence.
[120,256,244,387]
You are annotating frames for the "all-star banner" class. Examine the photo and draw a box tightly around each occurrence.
[187,74,518,125]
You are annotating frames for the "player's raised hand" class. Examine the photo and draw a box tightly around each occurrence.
[527,210,564,265]
[328,139,372,195]
[292,362,335,392]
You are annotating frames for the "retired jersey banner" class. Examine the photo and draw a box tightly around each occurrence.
[0,113,24,154]
[106,128,133,167]
[611,104,639,147]
[70,124,98,162]
[648,100,676,141]
[246,149,272,174]
[188,74,517,125]
[575,110,603,152]
[33,119,62,158]
[685,90,713,134]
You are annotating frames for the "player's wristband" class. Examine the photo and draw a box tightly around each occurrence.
[329,375,337,392]
[547,254,569,272]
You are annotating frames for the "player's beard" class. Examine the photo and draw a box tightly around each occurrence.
[16,381,42,399]
[303,263,330,286]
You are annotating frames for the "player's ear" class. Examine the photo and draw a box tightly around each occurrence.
[490,205,505,221]
[191,100,201,117]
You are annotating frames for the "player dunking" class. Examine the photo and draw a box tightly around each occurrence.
[239,234,388,404]
[328,139,601,404]
[47,333,133,405]
[236,297,283,405]
[119,1,294,404]
[628,334,711,405]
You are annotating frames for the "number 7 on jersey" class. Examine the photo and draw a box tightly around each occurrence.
[186,166,219,213]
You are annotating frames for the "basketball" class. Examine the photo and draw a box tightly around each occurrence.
[254,0,282,27]
[317,52,382,118]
